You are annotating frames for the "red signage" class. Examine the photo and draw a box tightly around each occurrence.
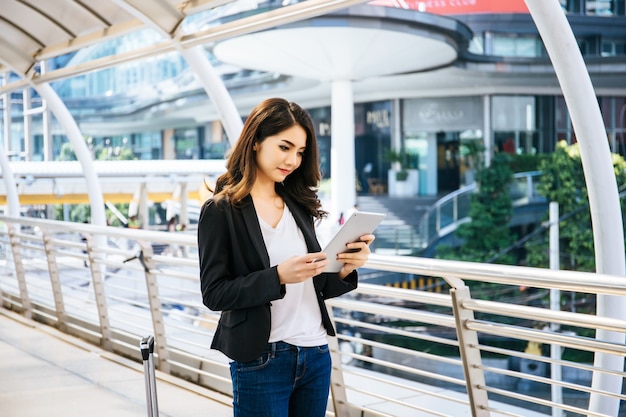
[368,0,529,15]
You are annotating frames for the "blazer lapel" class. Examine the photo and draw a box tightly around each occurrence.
[240,196,271,267]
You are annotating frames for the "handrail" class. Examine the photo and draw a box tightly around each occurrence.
[418,171,544,249]
[1,215,625,417]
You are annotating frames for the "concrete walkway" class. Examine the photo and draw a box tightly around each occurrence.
[1,308,553,417]
[0,310,233,417]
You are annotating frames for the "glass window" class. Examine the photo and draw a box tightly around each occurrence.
[492,96,538,155]
[604,96,626,156]
[560,0,584,13]
[586,0,625,15]
[492,96,535,131]
[404,134,430,191]
[577,37,597,55]
[535,96,556,154]
[129,131,161,160]
[601,39,626,56]
[493,34,544,58]
[555,96,577,144]
[30,113,44,161]
[308,106,332,179]
[174,127,202,160]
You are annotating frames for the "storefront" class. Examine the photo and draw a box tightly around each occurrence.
[403,96,484,195]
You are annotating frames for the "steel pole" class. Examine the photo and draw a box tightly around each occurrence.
[35,83,107,228]
[178,46,243,145]
[525,1,626,415]
[549,202,562,417]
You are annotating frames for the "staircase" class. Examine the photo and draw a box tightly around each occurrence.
[356,195,438,255]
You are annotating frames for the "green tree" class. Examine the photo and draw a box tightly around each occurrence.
[437,152,516,264]
[57,142,77,161]
[525,141,626,271]
[96,146,136,161]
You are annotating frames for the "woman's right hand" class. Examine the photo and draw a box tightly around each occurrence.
[277,252,328,284]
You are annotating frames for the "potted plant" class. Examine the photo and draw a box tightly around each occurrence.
[385,148,419,196]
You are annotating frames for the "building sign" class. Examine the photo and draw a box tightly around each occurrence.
[366,109,391,129]
[369,0,529,15]
[355,101,392,135]
[403,96,483,133]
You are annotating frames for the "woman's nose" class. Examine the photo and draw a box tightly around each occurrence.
[286,150,299,166]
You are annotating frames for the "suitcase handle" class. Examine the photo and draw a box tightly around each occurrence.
[140,335,155,360]
[140,335,159,417]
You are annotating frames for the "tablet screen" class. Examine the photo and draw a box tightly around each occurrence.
[321,211,386,273]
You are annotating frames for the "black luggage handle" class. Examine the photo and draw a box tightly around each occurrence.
[140,335,155,360]
[140,335,159,417]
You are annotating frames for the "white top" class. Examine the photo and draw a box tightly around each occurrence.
[257,205,327,347]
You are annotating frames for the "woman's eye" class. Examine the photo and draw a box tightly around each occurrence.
[279,145,289,151]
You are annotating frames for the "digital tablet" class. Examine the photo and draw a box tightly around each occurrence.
[321,211,386,273]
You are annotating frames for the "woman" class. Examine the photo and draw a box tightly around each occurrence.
[197,98,374,417]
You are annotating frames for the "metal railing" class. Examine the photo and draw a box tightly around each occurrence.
[1,215,625,417]
[419,171,544,249]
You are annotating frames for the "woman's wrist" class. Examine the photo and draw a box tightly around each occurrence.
[338,267,353,280]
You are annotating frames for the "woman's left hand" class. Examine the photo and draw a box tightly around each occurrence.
[337,234,375,279]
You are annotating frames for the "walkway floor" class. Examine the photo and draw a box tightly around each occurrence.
[0,310,233,417]
[0,308,552,417]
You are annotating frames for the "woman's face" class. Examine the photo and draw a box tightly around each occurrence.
[254,124,307,185]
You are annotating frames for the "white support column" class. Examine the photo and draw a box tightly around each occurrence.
[525,2,626,416]
[108,2,242,146]
[22,87,31,161]
[330,80,356,222]
[40,61,52,162]
[35,83,107,228]
[2,74,11,157]
[392,98,402,150]
[178,46,243,145]
[549,202,563,417]
[162,128,175,159]
[0,72,20,216]
[42,102,52,161]
[140,182,149,229]
[0,142,20,217]
[482,95,492,167]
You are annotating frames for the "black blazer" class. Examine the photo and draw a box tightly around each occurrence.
[197,192,358,362]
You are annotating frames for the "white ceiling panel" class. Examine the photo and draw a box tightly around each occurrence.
[22,1,114,37]
[0,0,370,82]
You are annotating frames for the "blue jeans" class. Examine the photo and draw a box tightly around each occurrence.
[230,341,331,417]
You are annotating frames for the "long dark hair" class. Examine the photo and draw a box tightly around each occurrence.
[213,98,327,220]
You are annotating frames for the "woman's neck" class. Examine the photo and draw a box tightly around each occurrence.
[250,181,278,200]
[250,182,284,228]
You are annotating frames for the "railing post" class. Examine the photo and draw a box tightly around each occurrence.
[41,230,68,332]
[327,307,350,417]
[7,223,32,319]
[136,242,170,373]
[84,233,113,351]
[448,279,490,417]
[435,206,441,234]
